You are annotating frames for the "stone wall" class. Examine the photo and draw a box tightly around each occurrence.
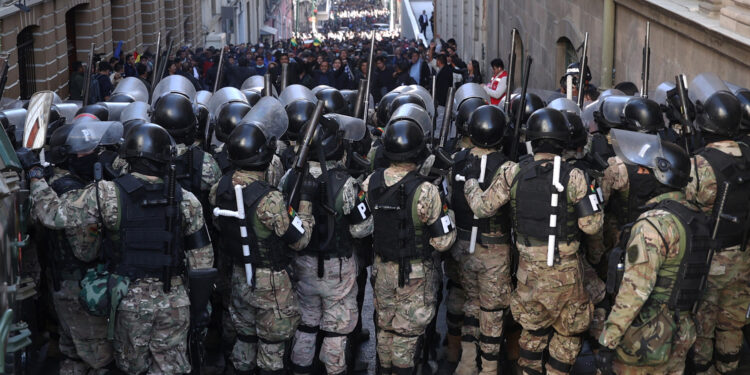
[0,0,203,99]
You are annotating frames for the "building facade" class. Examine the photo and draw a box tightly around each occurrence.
[434,0,750,92]
[0,0,202,100]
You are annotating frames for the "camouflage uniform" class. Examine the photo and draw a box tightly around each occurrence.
[209,169,314,373]
[37,169,114,374]
[362,163,456,372]
[455,148,516,375]
[31,172,214,375]
[599,191,698,375]
[686,140,750,375]
[282,160,373,375]
[467,153,602,375]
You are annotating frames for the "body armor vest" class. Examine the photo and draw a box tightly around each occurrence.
[511,156,579,245]
[49,174,96,287]
[451,149,510,236]
[368,169,431,285]
[214,148,232,174]
[612,164,662,227]
[698,145,750,249]
[609,199,713,316]
[215,174,290,271]
[105,174,185,280]
[175,146,205,194]
[300,168,354,260]
[591,133,615,160]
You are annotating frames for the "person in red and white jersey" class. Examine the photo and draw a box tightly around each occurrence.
[484,58,508,106]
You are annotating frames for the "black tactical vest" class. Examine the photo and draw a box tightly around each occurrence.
[213,148,232,174]
[612,164,662,227]
[300,168,354,260]
[451,149,510,234]
[48,174,96,285]
[698,144,750,249]
[215,174,290,271]
[512,156,579,244]
[106,174,185,280]
[608,199,714,314]
[174,146,205,194]
[368,169,431,284]
[591,133,615,160]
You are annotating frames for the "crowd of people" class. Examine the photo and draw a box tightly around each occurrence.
[7,1,750,375]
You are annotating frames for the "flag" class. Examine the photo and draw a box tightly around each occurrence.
[114,41,123,59]
[291,38,298,47]
[134,51,140,63]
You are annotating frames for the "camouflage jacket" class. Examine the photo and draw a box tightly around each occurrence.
[601,155,628,203]
[30,172,214,270]
[279,159,373,239]
[209,169,314,251]
[599,191,692,349]
[362,162,456,251]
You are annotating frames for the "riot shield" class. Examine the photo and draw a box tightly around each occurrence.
[208,87,249,120]
[100,102,130,122]
[650,82,675,105]
[111,77,149,103]
[51,103,81,124]
[321,114,366,141]
[241,75,265,91]
[689,72,731,104]
[527,89,564,104]
[240,97,288,140]
[120,101,151,126]
[388,103,432,137]
[597,95,632,127]
[194,90,212,110]
[400,85,435,119]
[599,88,626,100]
[581,100,598,131]
[66,120,124,154]
[610,128,662,167]
[23,91,55,150]
[311,85,335,96]
[547,98,581,115]
[151,75,197,107]
[279,84,317,107]
[453,83,489,110]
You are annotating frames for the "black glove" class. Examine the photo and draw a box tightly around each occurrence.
[16,148,41,171]
[462,156,481,180]
[595,347,616,375]
[300,173,319,202]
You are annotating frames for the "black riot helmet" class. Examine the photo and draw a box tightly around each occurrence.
[653,141,692,188]
[242,89,262,107]
[227,123,276,171]
[510,93,546,125]
[734,90,750,133]
[285,100,317,141]
[315,87,347,114]
[215,101,252,143]
[382,119,426,162]
[376,91,400,128]
[695,91,742,137]
[75,103,109,121]
[389,93,427,118]
[47,123,76,165]
[151,94,197,144]
[622,97,664,133]
[526,108,570,144]
[467,105,507,148]
[194,104,209,139]
[612,129,691,189]
[559,62,592,88]
[310,116,344,161]
[564,112,588,150]
[120,123,175,163]
[456,97,486,135]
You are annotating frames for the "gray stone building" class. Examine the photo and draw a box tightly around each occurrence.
[0,0,203,100]
[434,0,750,91]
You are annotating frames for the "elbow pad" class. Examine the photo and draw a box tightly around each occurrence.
[185,225,212,249]
[346,191,371,224]
[428,210,455,238]
[575,178,603,218]
[281,209,306,244]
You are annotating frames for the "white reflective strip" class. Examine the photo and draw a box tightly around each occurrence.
[551,193,558,207]
[549,215,557,228]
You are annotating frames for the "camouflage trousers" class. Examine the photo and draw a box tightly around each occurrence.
[445,245,466,340]
[229,266,300,372]
[373,256,439,371]
[613,316,696,375]
[581,257,607,339]
[53,280,113,375]
[456,239,512,366]
[290,255,358,375]
[114,278,190,375]
[511,256,592,375]
[693,248,750,374]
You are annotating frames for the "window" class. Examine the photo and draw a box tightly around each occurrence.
[556,37,577,85]
[17,27,36,100]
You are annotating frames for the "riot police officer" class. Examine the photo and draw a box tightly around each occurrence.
[465,108,603,375]
[209,118,313,374]
[450,105,515,375]
[685,90,750,375]
[361,115,456,374]
[23,123,215,374]
[598,130,710,375]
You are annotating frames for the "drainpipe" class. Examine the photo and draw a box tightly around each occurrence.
[601,0,615,88]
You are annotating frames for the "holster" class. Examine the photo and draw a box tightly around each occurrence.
[188,268,219,328]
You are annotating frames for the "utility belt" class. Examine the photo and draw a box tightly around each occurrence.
[130,276,184,287]
[456,227,509,245]
[374,254,433,287]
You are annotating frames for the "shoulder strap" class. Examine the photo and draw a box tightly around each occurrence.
[243,180,274,209]
[115,174,143,194]
[50,174,87,195]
